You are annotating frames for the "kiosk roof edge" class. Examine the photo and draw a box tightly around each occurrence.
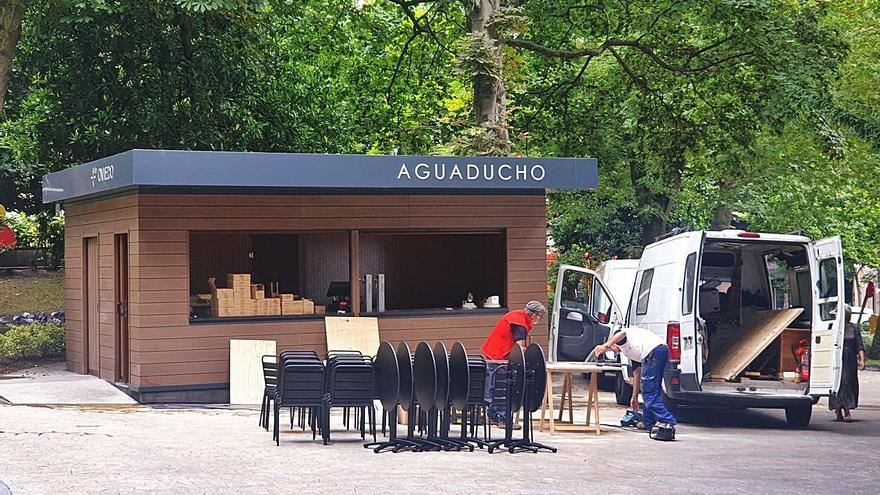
[42,149,598,203]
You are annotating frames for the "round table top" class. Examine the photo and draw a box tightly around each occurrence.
[507,344,526,412]
[432,342,450,410]
[373,342,400,409]
[524,342,547,413]
[449,342,470,410]
[413,342,437,410]
[396,341,414,410]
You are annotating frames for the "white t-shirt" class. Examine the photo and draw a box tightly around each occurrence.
[617,327,664,363]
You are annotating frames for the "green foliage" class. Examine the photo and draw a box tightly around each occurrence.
[0,0,877,269]
[1,210,65,267]
[4,210,38,248]
[0,323,65,362]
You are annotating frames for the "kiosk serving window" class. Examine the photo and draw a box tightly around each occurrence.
[359,231,505,312]
[189,232,349,319]
[189,229,504,320]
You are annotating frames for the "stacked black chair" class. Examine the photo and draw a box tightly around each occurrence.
[487,343,556,454]
[259,354,277,430]
[447,342,490,448]
[322,350,376,444]
[273,350,325,446]
[466,351,491,443]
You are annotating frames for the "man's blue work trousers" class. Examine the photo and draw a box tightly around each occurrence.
[485,363,507,422]
[640,345,677,430]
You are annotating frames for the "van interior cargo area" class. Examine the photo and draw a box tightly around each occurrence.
[699,240,812,390]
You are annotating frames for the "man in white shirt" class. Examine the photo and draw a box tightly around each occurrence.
[594,327,677,438]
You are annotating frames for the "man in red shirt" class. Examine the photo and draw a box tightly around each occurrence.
[481,301,547,427]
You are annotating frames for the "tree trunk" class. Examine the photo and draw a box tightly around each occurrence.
[711,204,733,230]
[0,1,25,115]
[467,0,509,153]
[629,158,668,246]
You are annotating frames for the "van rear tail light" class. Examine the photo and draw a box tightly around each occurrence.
[737,232,761,238]
[667,322,681,361]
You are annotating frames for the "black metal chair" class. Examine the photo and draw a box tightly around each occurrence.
[323,351,376,444]
[467,353,491,441]
[273,355,325,446]
[259,354,277,430]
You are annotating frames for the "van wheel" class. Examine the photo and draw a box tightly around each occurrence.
[785,405,812,428]
[615,373,633,406]
[662,392,679,415]
[598,374,616,392]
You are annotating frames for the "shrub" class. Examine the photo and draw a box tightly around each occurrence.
[0,322,65,362]
[5,210,39,248]
[2,210,65,268]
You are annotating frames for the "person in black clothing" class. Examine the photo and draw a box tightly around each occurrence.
[829,305,866,422]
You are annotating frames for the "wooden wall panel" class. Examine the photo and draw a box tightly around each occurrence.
[69,192,547,391]
[299,233,349,306]
[64,194,138,378]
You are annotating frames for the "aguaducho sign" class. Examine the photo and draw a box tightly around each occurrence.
[42,149,597,203]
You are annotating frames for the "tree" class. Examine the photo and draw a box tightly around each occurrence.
[0,0,25,114]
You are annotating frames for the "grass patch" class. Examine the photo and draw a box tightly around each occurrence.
[0,269,65,317]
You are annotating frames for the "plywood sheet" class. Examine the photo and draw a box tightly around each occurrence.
[709,308,804,381]
[229,339,276,405]
[325,316,380,357]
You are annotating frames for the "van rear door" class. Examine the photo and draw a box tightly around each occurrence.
[809,236,845,396]
[549,265,625,362]
[677,232,706,389]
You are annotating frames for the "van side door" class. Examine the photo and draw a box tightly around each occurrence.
[809,236,845,396]
[549,265,624,362]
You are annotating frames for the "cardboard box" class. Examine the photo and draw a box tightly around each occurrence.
[238,300,256,317]
[227,273,251,288]
[315,305,326,315]
[302,299,315,314]
[267,298,281,316]
[233,287,251,300]
[282,300,304,315]
[251,284,266,299]
[279,294,296,302]
[211,299,238,317]
[259,299,275,316]
[213,289,234,300]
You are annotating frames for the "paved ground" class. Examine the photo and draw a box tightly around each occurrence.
[0,362,135,405]
[1,372,878,494]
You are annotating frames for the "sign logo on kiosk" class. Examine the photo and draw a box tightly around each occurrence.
[396,162,546,184]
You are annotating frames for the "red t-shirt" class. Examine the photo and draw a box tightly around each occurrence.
[481,310,533,361]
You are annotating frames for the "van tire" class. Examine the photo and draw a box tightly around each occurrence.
[662,392,679,415]
[599,373,617,392]
[615,373,633,406]
[785,405,812,428]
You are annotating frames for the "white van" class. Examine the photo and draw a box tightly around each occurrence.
[549,230,845,427]
[596,259,640,312]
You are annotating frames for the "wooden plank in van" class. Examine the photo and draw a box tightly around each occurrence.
[709,308,804,381]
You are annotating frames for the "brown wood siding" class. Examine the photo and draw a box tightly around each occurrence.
[64,194,138,378]
[67,193,546,389]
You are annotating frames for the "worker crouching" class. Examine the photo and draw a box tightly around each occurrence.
[481,301,548,429]
[594,327,677,441]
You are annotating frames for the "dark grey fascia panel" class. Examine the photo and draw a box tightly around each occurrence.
[42,149,597,203]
